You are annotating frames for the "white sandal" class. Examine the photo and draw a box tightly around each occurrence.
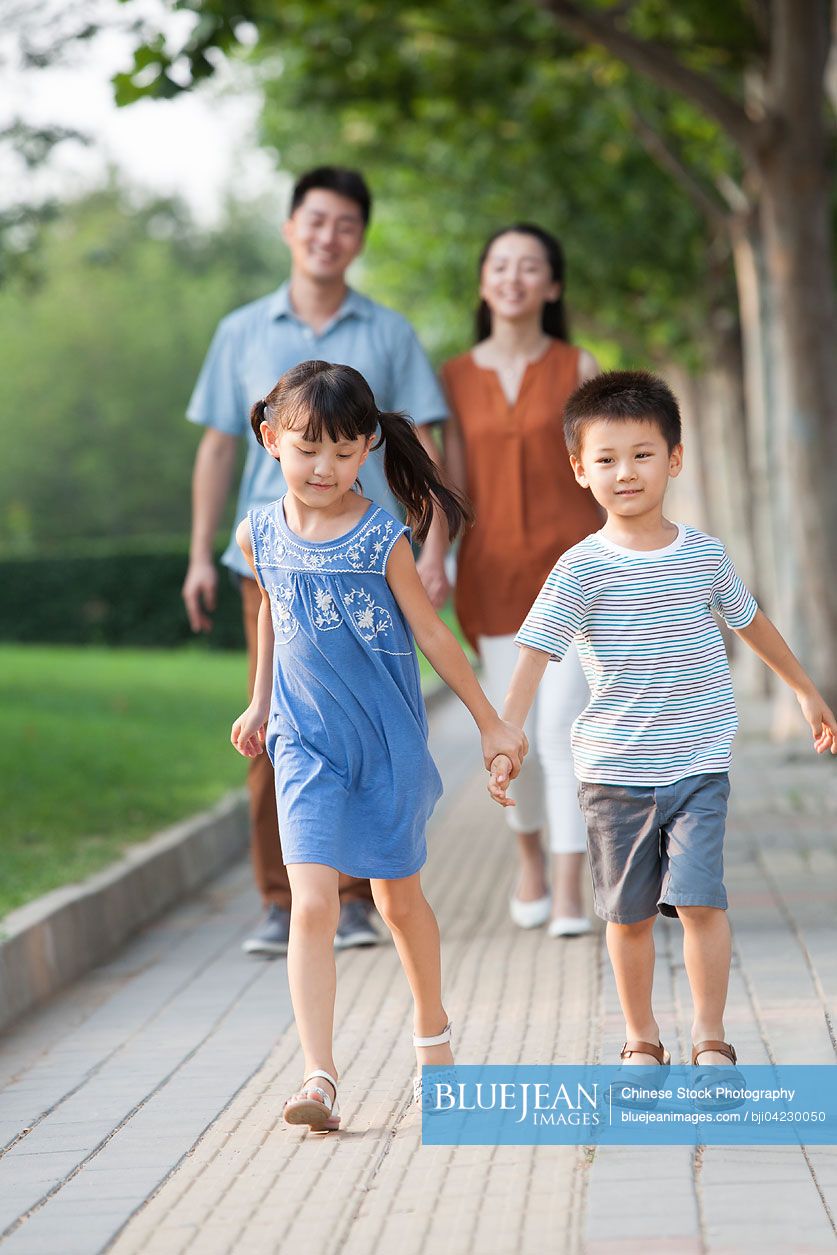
[413,1021,456,1113]
[283,1069,340,1132]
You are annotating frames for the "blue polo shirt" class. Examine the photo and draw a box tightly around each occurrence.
[187,282,448,576]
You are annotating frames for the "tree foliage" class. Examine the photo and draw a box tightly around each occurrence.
[112,0,752,367]
[0,180,285,550]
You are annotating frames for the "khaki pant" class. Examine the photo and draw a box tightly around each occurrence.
[240,575,373,909]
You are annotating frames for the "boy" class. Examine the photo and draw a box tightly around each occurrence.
[489,370,835,1081]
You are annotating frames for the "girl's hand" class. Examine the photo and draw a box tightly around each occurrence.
[488,754,515,807]
[797,690,837,754]
[231,705,268,758]
[481,718,528,778]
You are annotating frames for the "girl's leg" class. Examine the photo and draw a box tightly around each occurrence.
[537,644,590,920]
[606,916,662,1062]
[285,863,341,1100]
[478,634,547,903]
[678,905,732,1063]
[371,873,454,1070]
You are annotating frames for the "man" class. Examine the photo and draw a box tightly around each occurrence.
[182,166,450,956]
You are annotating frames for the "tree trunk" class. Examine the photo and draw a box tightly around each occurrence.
[700,318,765,697]
[542,0,837,714]
[760,0,837,718]
[728,215,781,619]
[664,363,710,533]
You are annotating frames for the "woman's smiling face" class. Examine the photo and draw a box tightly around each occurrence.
[479,232,560,324]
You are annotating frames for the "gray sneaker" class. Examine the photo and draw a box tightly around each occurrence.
[334,901,382,950]
[242,904,291,956]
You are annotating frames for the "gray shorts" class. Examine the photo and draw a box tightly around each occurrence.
[577,772,730,924]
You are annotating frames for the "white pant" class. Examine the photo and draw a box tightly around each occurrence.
[479,635,589,854]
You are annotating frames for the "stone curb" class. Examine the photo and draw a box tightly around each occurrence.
[0,791,249,1034]
[0,683,452,1036]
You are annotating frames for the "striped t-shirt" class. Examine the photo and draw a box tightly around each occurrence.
[515,525,758,786]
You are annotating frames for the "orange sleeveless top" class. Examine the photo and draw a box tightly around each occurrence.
[441,340,601,651]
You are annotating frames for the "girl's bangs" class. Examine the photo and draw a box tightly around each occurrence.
[283,404,365,444]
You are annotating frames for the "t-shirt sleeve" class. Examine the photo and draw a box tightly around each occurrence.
[386,317,448,427]
[709,549,758,628]
[515,561,586,662]
[186,317,248,435]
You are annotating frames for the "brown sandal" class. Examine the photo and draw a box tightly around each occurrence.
[691,1040,746,1110]
[623,1040,671,1066]
[610,1040,671,1109]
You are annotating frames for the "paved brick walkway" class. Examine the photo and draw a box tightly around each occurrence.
[1,697,835,1254]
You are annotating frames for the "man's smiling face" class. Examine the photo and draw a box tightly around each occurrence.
[282,188,365,284]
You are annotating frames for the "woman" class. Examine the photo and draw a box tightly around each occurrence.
[441,224,601,936]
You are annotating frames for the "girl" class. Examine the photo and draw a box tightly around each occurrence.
[441,224,601,938]
[231,359,527,1132]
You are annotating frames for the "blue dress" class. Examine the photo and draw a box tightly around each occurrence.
[248,496,443,879]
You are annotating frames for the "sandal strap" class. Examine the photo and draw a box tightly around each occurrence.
[692,1040,737,1065]
[298,1086,332,1110]
[620,1040,667,1065]
[303,1068,338,1089]
[299,1069,338,1108]
[413,1021,452,1048]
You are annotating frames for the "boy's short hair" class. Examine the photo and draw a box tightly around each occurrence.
[563,370,682,458]
[290,166,372,227]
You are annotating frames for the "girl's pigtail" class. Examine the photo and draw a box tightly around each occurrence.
[376,411,474,544]
[250,398,269,446]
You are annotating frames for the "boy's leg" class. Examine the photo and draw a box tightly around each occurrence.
[285,863,341,1095]
[658,774,732,1063]
[579,782,668,1058]
[678,906,732,1063]
[371,874,453,1069]
[606,916,663,1062]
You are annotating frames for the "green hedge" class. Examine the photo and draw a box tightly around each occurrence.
[0,544,245,649]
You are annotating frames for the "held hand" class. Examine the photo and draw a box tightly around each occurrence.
[182,560,218,633]
[415,552,451,611]
[797,690,837,755]
[231,705,267,758]
[487,753,516,807]
[481,718,528,778]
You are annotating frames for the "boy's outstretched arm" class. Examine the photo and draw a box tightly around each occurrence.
[735,609,837,754]
[488,646,551,806]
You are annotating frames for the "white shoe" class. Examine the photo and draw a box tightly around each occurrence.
[547,915,593,938]
[509,894,552,929]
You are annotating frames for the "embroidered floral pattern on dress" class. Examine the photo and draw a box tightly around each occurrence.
[249,501,411,655]
[344,588,393,642]
[250,504,399,574]
[312,586,342,630]
[270,583,298,643]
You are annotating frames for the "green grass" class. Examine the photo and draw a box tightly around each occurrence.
[1,645,250,919]
[1,623,472,919]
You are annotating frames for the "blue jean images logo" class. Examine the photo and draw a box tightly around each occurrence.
[420,1065,837,1146]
